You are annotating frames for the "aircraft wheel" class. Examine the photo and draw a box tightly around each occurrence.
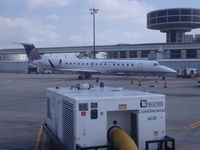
[78,75,83,80]
[85,74,92,79]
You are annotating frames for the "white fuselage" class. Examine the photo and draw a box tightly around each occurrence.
[33,55,176,75]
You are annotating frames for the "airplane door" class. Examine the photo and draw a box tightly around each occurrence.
[90,62,94,70]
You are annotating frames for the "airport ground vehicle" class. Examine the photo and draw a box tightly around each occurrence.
[44,85,175,150]
[27,64,39,74]
[43,69,53,74]
[177,68,198,78]
[27,64,52,74]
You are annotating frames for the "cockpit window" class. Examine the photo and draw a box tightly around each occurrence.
[154,63,158,66]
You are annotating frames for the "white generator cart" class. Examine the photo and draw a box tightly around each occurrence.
[45,86,174,150]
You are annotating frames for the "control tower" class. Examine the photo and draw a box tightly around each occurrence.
[147,8,200,43]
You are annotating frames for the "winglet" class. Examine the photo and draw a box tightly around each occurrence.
[48,59,55,68]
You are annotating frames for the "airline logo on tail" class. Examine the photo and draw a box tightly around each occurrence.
[20,43,41,62]
[29,49,41,61]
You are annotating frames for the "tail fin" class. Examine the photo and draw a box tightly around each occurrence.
[20,43,41,62]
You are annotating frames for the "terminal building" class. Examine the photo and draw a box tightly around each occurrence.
[0,8,200,72]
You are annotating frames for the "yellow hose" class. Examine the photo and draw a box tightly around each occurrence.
[111,128,138,150]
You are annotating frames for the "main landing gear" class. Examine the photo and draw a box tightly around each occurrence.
[78,73,92,80]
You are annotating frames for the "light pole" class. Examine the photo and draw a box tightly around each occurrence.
[90,8,98,59]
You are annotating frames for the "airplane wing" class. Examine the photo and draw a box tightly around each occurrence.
[56,68,99,73]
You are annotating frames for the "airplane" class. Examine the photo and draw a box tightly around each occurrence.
[21,43,176,79]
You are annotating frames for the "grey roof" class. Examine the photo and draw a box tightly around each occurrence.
[1,42,200,55]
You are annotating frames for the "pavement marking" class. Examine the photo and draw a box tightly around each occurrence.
[35,122,45,150]
[0,118,46,150]
[167,121,200,130]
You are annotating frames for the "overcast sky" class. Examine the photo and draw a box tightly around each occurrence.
[1,0,200,48]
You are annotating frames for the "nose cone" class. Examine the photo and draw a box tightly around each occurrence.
[159,65,177,74]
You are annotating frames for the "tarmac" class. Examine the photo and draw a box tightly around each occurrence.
[0,73,200,150]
